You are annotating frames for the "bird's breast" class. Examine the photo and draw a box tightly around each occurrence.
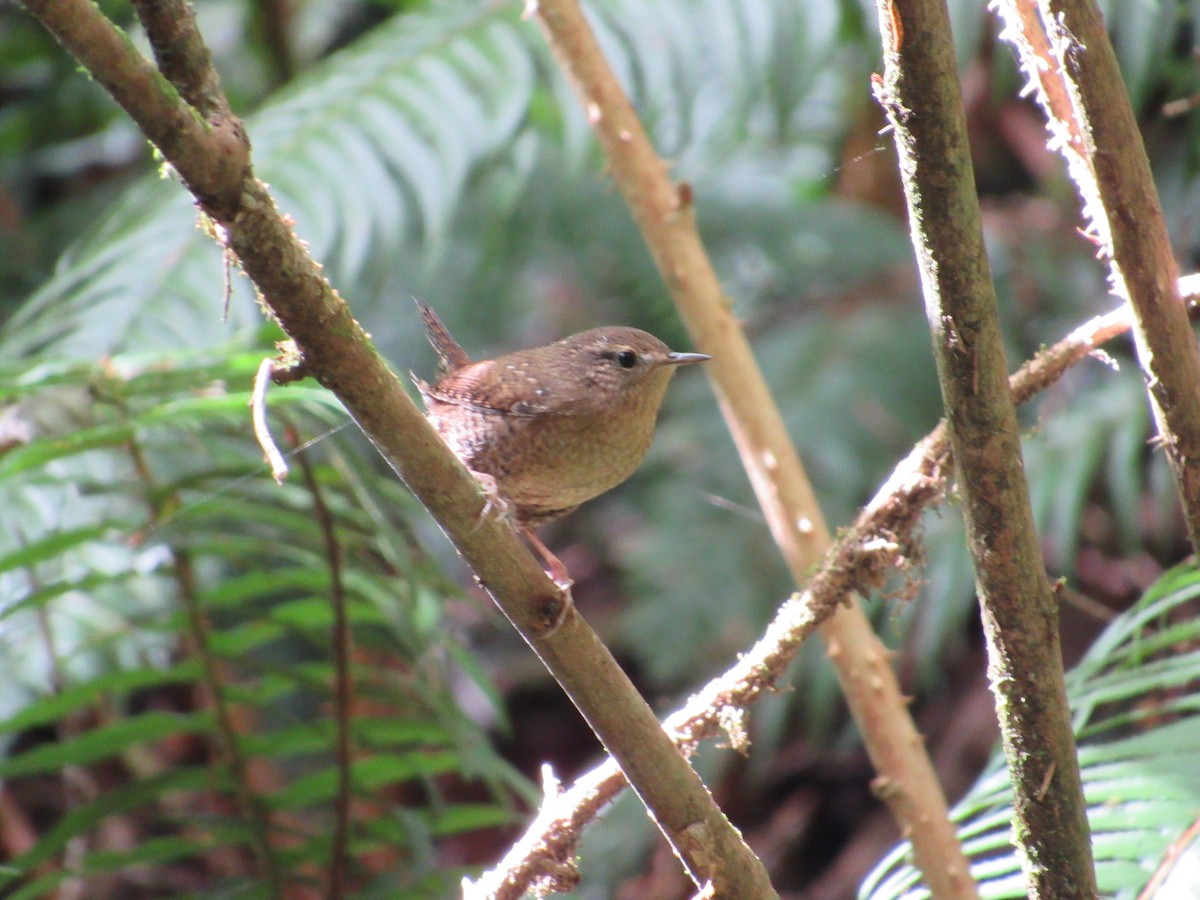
[426,397,661,522]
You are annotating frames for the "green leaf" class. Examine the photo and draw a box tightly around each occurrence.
[0,662,199,735]
[0,710,215,778]
[0,525,110,576]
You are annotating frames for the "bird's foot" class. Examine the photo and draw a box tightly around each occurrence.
[469,470,512,526]
[522,527,574,593]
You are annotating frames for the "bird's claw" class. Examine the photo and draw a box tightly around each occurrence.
[470,470,512,526]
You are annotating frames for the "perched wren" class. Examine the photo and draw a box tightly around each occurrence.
[413,302,709,587]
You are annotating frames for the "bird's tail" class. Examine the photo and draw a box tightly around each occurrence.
[414,299,472,374]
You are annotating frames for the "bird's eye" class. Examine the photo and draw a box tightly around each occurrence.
[616,350,638,369]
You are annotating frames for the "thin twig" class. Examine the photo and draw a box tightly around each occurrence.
[1138,814,1200,900]
[252,357,289,484]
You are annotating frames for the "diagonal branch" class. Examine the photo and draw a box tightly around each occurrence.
[17,1,774,895]
[995,0,1200,553]
[131,0,231,119]
[873,0,1096,892]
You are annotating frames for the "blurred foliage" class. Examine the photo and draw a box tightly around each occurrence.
[2,0,1200,893]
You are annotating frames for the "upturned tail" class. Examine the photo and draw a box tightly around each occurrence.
[415,300,472,374]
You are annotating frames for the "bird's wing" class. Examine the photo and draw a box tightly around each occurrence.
[426,360,573,417]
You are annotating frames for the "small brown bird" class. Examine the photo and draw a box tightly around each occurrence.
[414,302,709,587]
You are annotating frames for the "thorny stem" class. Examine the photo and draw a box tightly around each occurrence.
[995,0,1200,554]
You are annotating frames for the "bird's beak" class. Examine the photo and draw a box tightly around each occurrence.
[666,352,711,366]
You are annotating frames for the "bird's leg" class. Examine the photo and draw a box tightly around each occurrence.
[521,526,574,591]
[466,470,572,590]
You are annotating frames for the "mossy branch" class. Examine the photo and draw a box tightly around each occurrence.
[873,0,1096,892]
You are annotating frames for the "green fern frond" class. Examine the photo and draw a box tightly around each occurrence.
[0,351,523,894]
